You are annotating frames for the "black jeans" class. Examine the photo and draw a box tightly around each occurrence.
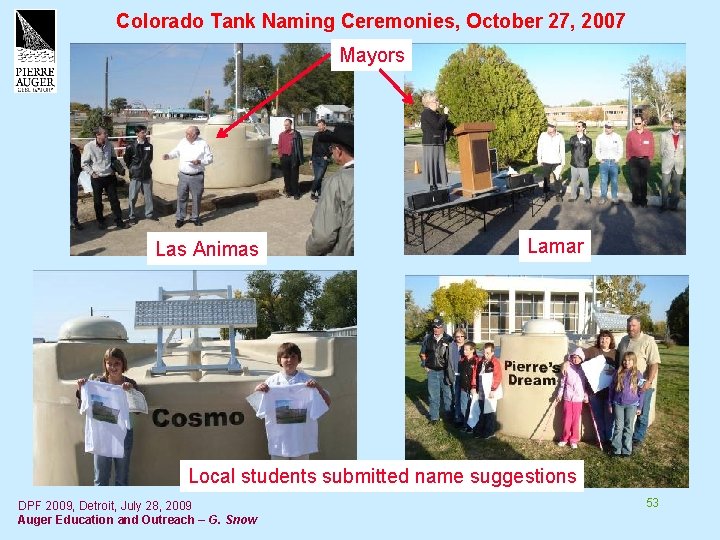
[541,162,562,196]
[90,174,123,222]
[628,156,651,205]
[280,155,300,196]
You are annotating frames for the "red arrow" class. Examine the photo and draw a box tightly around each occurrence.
[217,52,332,138]
[379,68,413,104]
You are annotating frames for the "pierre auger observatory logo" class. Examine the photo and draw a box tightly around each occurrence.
[14,10,57,94]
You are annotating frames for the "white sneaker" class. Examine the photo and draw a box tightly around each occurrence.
[570,443,578,449]
[557,441,567,447]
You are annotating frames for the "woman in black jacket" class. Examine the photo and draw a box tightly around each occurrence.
[420,92,450,190]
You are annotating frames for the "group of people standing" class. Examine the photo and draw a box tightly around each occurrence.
[419,318,503,439]
[537,117,685,210]
[554,316,660,456]
[70,119,354,255]
[419,315,661,457]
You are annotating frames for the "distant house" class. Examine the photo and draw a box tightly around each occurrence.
[544,104,650,127]
[151,108,207,120]
[314,104,353,125]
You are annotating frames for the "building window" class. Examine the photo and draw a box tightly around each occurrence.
[515,292,544,331]
[479,293,509,341]
[550,293,579,332]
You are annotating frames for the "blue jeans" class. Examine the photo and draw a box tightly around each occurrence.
[612,404,637,455]
[599,160,619,200]
[310,157,329,194]
[94,429,133,486]
[633,388,654,443]
[427,370,451,421]
[453,377,463,422]
[588,392,612,442]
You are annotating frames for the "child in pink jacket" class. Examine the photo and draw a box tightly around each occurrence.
[555,348,588,449]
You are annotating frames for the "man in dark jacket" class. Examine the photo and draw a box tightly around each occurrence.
[123,125,156,223]
[278,118,305,199]
[309,119,332,201]
[567,121,593,203]
[419,317,453,423]
[70,142,83,230]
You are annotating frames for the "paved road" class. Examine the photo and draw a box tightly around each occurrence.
[71,175,317,257]
[403,145,686,255]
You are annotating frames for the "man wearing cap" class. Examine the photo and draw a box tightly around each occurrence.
[567,121,593,203]
[615,315,661,446]
[419,318,453,424]
[162,125,213,228]
[123,125,156,223]
[537,123,565,202]
[659,118,685,212]
[595,123,624,204]
[626,117,655,207]
[306,123,354,256]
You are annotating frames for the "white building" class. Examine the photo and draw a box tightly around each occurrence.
[315,104,353,124]
[438,276,598,342]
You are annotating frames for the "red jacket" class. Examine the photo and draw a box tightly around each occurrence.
[478,355,502,391]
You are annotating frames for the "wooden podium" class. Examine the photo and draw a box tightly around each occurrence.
[453,122,496,197]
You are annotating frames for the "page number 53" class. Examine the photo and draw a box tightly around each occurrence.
[646,497,659,508]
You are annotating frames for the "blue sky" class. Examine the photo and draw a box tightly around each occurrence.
[405,275,688,322]
[33,270,341,342]
[408,43,685,106]
[70,43,288,108]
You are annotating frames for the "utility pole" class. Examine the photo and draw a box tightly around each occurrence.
[104,56,111,114]
[234,44,243,114]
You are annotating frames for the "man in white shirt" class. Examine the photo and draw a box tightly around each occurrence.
[162,126,214,228]
[537,123,565,202]
[595,123,624,204]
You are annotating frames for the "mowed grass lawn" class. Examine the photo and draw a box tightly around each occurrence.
[404,125,685,197]
[405,343,689,488]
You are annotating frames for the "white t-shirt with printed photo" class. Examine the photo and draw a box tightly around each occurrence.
[79,380,130,458]
[247,378,329,458]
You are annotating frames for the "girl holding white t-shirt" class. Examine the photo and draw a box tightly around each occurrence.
[76,347,137,485]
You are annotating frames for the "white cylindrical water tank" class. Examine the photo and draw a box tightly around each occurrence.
[151,120,272,188]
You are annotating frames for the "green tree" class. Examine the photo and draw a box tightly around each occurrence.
[310,271,357,330]
[109,97,128,115]
[666,286,689,345]
[625,56,685,124]
[70,102,91,113]
[668,67,686,120]
[79,107,113,138]
[188,96,214,111]
[596,276,652,328]
[276,271,321,331]
[436,44,546,166]
[430,279,489,327]
[403,81,425,126]
[245,271,280,339]
[277,43,332,117]
[405,290,430,342]
[570,99,593,107]
[223,53,276,113]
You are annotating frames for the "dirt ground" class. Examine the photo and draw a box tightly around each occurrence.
[70,173,317,257]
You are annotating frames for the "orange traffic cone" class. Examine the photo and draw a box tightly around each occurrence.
[414,160,421,174]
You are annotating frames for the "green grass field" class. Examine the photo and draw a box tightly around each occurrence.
[405,343,689,488]
[405,125,685,197]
